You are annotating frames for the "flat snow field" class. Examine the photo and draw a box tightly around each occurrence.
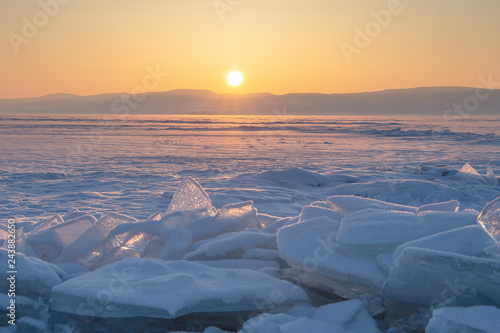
[1,115,499,222]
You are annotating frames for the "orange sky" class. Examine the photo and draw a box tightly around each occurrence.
[1,0,499,99]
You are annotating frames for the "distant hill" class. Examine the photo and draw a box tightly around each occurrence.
[1,87,499,115]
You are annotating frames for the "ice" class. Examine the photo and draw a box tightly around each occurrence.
[277,217,386,297]
[184,229,276,261]
[478,195,500,241]
[17,317,48,333]
[50,258,310,319]
[0,249,62,299]
[159,229,193,260]
[298,205,342,222]
[101,226,189,265]
[192,259,280,271]
[55,213,138,267]
[63,209,88,221]
[166,177,217,218]
[241,248,280,261]
[336,209,417,256]
[375,252,394,274]
[256,213,281,228]
[326,180,459,206]
[263,216,299,234]
[27,215,96,262]
[383,247,500,328]
[392,225,498,261]
[114,200,259,241]
[29,214,64,233]
[310,300,380,333]
[95,199,260,267]
[486,164,498,186]
[194,201,260,238]
[415,199,459,214]
[426,306,500,333]
[15,228,38,258]
[454,163,490,184]
[55,262,88,278]
[239,313,298,333]
[0,224,8,242]
[309,201,331,208]
[201,328,231,333]
[239,300,380,333]
[326,196,416,216]
[280,318,344,333]
[336,209,478,257]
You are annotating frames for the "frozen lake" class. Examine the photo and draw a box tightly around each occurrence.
[1,115,499,222]
[1,114,500,332]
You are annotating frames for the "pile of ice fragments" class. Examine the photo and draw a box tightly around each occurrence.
[1,177,500,332]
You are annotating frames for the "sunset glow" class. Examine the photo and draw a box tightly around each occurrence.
[0,1,499,98]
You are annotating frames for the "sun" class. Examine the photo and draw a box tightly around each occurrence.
[227,71,243,87]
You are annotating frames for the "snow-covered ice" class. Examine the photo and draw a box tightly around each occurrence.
[426,306,500,333]
[239,300,380,333]
[383,247,500,328]
[51,259,310,319]
[277,215,386,297]
[0,249,62,299]
[1,115,500,331]
[183,229,276,261]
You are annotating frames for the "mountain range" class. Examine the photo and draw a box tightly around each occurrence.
[1,87,499,115]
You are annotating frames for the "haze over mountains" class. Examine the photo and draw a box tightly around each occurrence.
[1,87,499,116]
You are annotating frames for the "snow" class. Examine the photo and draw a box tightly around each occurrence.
[233,168,330,189]
[426,306,500,333]
[51,259,310,319]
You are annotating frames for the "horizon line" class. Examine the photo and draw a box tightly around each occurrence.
[1,85,496,101]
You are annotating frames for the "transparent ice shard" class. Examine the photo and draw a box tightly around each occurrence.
[56,213,138,268]
[166,177,216,218]
[478,196,500,242]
